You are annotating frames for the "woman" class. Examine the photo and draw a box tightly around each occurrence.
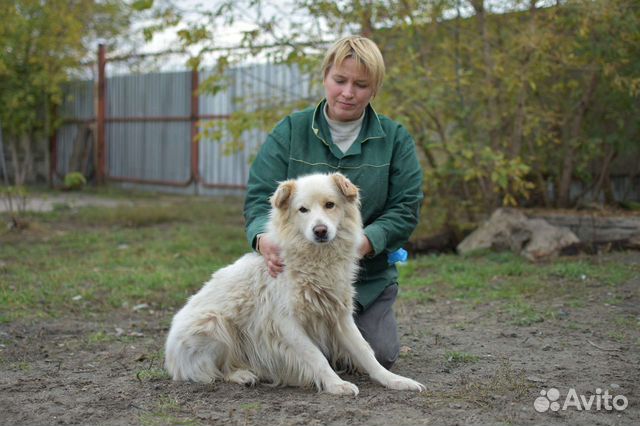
[243,35,423,369]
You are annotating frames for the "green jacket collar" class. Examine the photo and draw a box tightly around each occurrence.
[311,99,386,159]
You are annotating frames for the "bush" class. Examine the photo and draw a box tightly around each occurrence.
[64,172,86,190]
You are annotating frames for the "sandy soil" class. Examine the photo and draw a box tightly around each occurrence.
[1,255,638,426]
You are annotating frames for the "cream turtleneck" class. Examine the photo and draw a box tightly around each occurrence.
[323,103,365,154]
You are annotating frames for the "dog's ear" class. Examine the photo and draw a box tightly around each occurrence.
[332,173,359,202]
[271,180,296,210]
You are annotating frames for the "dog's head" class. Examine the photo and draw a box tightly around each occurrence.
[270,173,361,245]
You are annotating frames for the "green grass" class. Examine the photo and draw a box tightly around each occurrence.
[12,361,32,372]
[136,368,172,382]
[136,350,170,382]
[445,351,480,364]
[504,301,546,326]
[86,330,113,344]
[139,395,200,426]
[239,402,262,411]
[1,189,638,325]
[0,193,247,320]
[397,249,637,332]
[398,251,637,308]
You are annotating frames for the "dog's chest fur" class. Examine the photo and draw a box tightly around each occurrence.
[285,253,357,325]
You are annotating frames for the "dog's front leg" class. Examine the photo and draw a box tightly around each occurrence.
[336,315,426,392]
[278,320,360,396]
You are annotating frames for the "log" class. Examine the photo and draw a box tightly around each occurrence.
[406,229,459,255]
[412,209,640,257]
[560,236,640,255]
[524,210,640,243]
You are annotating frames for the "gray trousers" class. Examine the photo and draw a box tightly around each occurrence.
[354,283,400,370]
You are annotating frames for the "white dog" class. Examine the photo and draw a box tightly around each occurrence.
[165,173,425,395]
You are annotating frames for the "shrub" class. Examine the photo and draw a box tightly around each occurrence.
[64,172,86,190]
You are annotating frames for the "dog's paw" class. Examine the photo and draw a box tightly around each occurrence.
[381,374,426,392]
[226,369,258,386]
[324,379,359,396]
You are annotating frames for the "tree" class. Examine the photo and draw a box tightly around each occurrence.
[532,0,640,207]
[372,0,638,215]
[0,0,131,185]
[147,0,640,226]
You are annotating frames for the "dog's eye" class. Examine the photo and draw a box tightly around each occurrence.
[298,206,308,213]
[325,202,335,209]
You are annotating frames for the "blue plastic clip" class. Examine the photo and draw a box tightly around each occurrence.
[387,248,408,265]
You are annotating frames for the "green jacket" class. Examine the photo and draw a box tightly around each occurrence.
[244,99,423,310]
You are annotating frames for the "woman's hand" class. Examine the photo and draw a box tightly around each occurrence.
[257,234,285,278]
[358,236,373,258]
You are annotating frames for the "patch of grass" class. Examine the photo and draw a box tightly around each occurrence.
[234,401,262,425]
[239,402,262,411]
[422,361,531,409]
[564,321,581,331]
[86,331,113,344]
[445,351,479,365]
[0,195,247,320]
[457,362,532,411]
[139,395,200,426]
[546,259,633,286]
[452,322,467,330]
[398,251,637,309]
[613,315,640,330]
[608,331,627,343]
[75,204,185,228]
[136,350,171,382]
[565,299,584,308]
[504,301,545,326]
[603,292,625,306]
[609,316,638,344]
[16,361,32,371]
[136,368,171,382]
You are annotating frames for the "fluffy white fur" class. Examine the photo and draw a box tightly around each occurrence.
[164,173,425,395]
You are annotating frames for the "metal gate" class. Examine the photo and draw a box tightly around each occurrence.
[53,46,317,196]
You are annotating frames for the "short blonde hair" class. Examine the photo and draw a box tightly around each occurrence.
[321,35,385,94]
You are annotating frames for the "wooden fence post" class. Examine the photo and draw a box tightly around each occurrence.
[97,44,106,185]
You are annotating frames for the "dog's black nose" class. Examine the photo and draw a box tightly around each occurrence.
[313,225,328,240]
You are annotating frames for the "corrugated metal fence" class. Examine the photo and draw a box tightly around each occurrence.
[54,62,317,195]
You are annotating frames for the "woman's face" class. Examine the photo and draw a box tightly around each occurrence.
[323,57,375,122]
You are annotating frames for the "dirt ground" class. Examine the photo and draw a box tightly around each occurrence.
[0,252,637,425]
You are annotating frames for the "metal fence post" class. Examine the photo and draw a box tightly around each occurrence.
[0,119,8,186]
[191,68,200,193]
[49,129,57,186]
